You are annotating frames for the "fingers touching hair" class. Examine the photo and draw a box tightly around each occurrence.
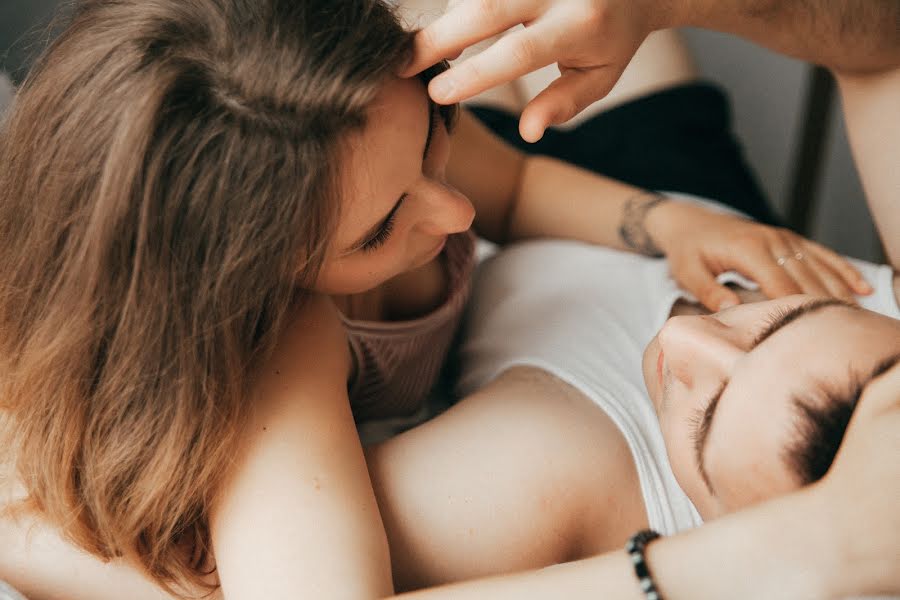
[785,352,900,486]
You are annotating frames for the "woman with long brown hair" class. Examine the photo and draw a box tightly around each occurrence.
[0,1,888,598]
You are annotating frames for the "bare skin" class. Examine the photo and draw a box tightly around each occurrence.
[2,8,898,600]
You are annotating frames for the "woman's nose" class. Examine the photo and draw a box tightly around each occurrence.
[415,179,475,236]
[658,314,746,388]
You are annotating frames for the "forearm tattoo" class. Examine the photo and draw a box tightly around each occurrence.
[618,192,668,257]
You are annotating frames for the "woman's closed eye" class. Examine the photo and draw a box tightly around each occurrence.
[359,104,442,254]
[361,194,405,253]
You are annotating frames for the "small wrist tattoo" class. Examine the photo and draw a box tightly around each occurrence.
[618,192,668,257]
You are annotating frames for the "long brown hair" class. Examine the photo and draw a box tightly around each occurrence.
[0,0,418,594]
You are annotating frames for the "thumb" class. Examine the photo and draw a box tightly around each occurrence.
[673,258,741,312]
[518,64,622,142]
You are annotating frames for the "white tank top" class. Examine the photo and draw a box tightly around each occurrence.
[458,196,899,535]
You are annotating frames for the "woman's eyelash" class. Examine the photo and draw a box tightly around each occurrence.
[423,103,441,159]
[361,195,405,252]
[361,217,395,252]
[360,107,441,254]
[429,103,441,139]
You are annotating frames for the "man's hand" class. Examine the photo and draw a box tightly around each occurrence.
[643,201,872,311]
[401,0,900,144]
[815,360,900,598]
[400,0,669,143]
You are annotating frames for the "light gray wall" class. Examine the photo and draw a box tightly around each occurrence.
[682,28,879,261]
[0,0,62,81]
[0,72,12,115]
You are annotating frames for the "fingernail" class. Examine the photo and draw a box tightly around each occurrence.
[430,77,455,101]
[718,299,738,311]
[857,280,873,294]
[522,129,543,143]
[520,120,545,144]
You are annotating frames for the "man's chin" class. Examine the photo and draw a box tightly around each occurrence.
[641,337,661,414]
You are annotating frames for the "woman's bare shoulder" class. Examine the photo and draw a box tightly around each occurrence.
[243,293,354,430]
[260,294,351,389]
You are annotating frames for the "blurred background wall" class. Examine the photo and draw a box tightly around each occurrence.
[0,0,64,82]
[0,1,883,262]
[681,29,881,262]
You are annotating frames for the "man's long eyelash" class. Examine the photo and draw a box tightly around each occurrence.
[687,404,708,448]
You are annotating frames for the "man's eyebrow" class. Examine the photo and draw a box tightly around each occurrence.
[694,297,856,495]
[343,97,437,255]
[750,298,859,348]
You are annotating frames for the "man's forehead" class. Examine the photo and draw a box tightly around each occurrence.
[706,305,899,504]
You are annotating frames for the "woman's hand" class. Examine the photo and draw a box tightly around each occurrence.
[400,0,664,142]
[645,201,872,311]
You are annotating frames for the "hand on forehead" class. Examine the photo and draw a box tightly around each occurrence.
[400,0,658,142]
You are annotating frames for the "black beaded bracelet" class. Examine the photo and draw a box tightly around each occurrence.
[625,529,664,600]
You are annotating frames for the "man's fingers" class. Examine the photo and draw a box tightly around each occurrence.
[778,256,837,298]
[425,25,560,104]
[801,255,858,301]
[673,258,742,312]
[518,65,622,142]
[807,242,873,295]
[729,247,804,298]
[400,0,533,78]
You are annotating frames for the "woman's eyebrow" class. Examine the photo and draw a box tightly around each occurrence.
[343,96,437,255]
[694,297,857,495]
[422,97,437,160]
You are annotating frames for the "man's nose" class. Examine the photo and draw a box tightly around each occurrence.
[658,314,745,388]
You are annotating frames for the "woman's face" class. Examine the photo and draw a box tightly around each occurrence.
[313,77,475,295]
[642,295,900,519]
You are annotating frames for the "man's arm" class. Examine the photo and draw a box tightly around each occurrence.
[403,0,900,140]
[687,0,900,74]
[833,66,900,268]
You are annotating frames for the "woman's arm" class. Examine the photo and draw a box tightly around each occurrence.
[396,363,900,600]
[210,294,393,599]
[5,344,897,600]
[394,487,833,600]
[447,109,655,252]
[448,110,869,310]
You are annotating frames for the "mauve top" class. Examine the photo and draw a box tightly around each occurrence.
[340,231,475,422]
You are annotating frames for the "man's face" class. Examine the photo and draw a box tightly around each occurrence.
[642,295,900,519]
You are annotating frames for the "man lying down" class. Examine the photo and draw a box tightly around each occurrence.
[458,212,900,533]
